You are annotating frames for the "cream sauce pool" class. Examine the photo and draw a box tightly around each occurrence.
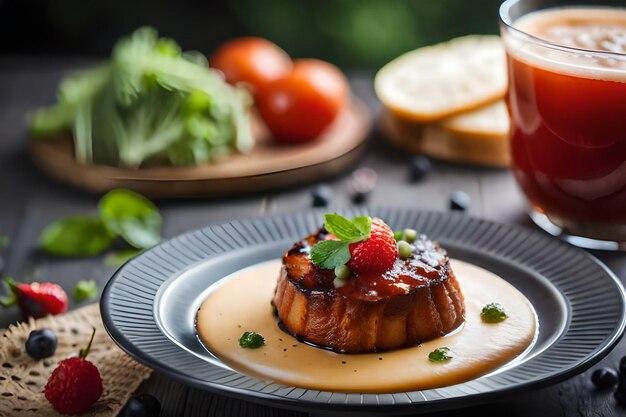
[196,259,537,393]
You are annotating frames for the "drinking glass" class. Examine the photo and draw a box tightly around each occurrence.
[499,0,626,251]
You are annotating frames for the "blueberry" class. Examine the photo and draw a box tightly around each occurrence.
[25,329,57,360]
[449,190,470,211]
[352,191,368,204]
[615,358,626,405]
[615,383,626,405]
[350,168,377,205]
[408,156,431,182]
[591,367,618,389]
[311,184,332,207]
[120,394,161,417]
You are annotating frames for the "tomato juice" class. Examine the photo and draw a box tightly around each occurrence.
[504,7,626,240]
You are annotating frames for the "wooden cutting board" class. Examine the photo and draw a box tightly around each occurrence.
[29,100,371,198]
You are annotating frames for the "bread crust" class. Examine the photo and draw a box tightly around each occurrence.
[379,110,510,168]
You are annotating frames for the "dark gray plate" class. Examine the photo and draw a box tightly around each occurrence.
[101,209,626,415]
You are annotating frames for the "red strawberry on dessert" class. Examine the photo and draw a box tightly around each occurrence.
[347,218,398,273]
[3,277,68,319]
[45,327,103,415]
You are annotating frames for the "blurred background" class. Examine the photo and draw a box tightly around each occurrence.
[0,0,501,69]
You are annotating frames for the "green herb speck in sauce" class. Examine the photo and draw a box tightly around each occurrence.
[428,347,452,362]
[481,302,508,323]
[239,331,265,349]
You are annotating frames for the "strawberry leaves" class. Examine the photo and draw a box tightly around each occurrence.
[310,214,371,269]
[323,214,371,243]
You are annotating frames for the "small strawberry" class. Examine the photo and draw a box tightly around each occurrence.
[347,218,398,273]
[45,327,103,415]
[2,277,68,319]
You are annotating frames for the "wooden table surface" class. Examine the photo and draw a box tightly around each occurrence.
[1,57,625,417]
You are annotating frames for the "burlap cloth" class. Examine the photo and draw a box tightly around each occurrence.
[0,304,152,417]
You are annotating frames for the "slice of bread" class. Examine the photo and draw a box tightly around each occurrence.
[379,105,510,168]
[441,100,509,138]
[375,35,507,123]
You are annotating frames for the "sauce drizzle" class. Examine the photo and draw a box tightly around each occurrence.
[196,259,537,393]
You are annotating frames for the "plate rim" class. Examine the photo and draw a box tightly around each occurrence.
[101,208,626,414]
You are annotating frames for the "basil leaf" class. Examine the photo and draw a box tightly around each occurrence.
[310,240,351,269]
[41,216,113,257]
[73,280,98,302]
[99,189,161,249]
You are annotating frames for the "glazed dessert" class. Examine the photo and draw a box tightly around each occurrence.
[197,213,536,392]
[272,215,465,353]
[197,257,537,392]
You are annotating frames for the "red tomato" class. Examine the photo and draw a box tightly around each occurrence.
[256,59,349,143]
[210,37,292,93]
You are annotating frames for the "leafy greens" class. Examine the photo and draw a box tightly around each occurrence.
[29,27,253,168]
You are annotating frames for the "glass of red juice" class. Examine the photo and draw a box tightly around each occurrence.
[500,0,626,251]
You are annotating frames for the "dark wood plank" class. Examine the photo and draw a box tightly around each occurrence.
[268,140,485,216]
[138,374,307,417]
[1,59,625,417]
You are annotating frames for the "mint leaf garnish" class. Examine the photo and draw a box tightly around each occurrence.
[323,214,370,243]
[310,214,373,269]
[351,216,372,238]
[310,240,351,269]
